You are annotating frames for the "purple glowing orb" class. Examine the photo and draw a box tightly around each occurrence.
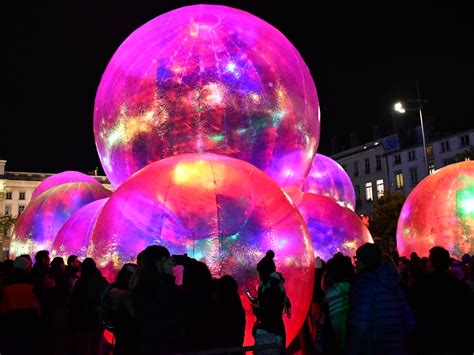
[94,5,319,188]
[10,183,112,257]
[397,161,474,259]
[89,153,314,346]
[52,198,109,260]
[303,154,356,211]
[298,193,373,261]
[31,171,102,201]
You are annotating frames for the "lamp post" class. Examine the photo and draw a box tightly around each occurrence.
[393,80,429,175]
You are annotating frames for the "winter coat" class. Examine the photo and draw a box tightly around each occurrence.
[345,265,415,355]
[325,282,350,353]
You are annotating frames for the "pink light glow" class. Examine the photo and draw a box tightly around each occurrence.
[89,153,315,346]
[303,154,356,211]
[94,4,319,189]
[52,198,109,259]
[10,183,111,257]
[298,193,373,261]
[31,171,102,201]
[397,161,474,259]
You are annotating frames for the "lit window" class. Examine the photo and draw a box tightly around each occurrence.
[394,154,401,165]
[5,192,12,200]
[18,205,25,215]
[364,158,370,174]
[396,172,404,189]
[410,167,418,186]
[376,155,382,171]
[426,145,433,156]
[353,161,359,177]
[4,205,12,216]
[376,179,384,198]
[365,182,373,201]
[19,192,26,200]
[429,164,436,175]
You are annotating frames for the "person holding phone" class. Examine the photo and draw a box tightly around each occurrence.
[251,250,291,354]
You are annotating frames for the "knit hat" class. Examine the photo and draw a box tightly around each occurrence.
[257,250,276,275]
[14,256,32,271]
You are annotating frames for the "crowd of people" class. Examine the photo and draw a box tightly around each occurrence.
[0,243,473,355]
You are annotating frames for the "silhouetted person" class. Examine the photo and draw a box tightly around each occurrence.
[70,257,108,355]
[131,245,186,355]
[323,253,354,354]
[102,263,137,355]
[0,256,40,355]
[411,246,474,354]
[213,275,246,348]
[66,255,81,287]
[346,243,415,355]
[252,250,291,354]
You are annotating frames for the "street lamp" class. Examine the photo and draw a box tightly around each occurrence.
[393,80,429,175]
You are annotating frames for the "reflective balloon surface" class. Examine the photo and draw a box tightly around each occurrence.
[397,161,474,259]
[52,198,109,259]
[10,183,111,257]
[303,154,356,211]
[298,193,373,261]
[89,153,314,346]
[94,4,319,188]
[31,171,102,201]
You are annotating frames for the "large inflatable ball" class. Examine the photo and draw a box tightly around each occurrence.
[89,153,314,346]
[94,4,319,188]
[397,161,474,259]
[10,183,111,257]
[31,171,102,201]
[52,198,109,259]
[298,193,373,261]
[303,154,356,211]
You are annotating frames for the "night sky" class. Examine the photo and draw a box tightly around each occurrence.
[2,1,473,174]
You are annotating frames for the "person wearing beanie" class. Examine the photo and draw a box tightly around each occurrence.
[252,250,291,354]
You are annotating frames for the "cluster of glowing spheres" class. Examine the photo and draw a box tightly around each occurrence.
[397,161,474,259]
[31,171,102,201]
[94,4,320,188]
[52,198,109,259]
[10,183,111,257]
[298,193,373,261]
[303,154,356,211]
[89,153,314,346]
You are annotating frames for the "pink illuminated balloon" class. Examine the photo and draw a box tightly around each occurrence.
[52,198,109,259]
[94,4,319,188]
[397,161,474,259]
[89,153,314,346]
[10,183,112,257]
[298,193,373,261]
[303,154,356,211]
[31,171,102,201]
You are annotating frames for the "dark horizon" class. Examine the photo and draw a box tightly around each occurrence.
[2,1,473,174]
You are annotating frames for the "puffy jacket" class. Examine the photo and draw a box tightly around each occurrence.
[346,265,415,355]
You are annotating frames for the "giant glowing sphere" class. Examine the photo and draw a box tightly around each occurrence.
[31,171,102,201]
[94,4,319,188]
[298,193,373,261]
[10,183,111,257]
[89,153,314,346]
[303,154,356,211]
[397,161,474,259]
[52,198,109,260]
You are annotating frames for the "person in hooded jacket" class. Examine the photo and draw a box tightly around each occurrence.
[345,243,415,355]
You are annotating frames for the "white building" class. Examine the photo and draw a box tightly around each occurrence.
[385,129,474,196]
[331,135,399,215]
[0,160,111,259]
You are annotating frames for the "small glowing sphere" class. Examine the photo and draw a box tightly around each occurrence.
[303,154,356,211]
[397,161,474,259]
[10,183,111,257]
[52,198,109,259]
[94,4,319,188]
[89,153,314,346]
[31,171,102,201]
[298,193,373,261]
